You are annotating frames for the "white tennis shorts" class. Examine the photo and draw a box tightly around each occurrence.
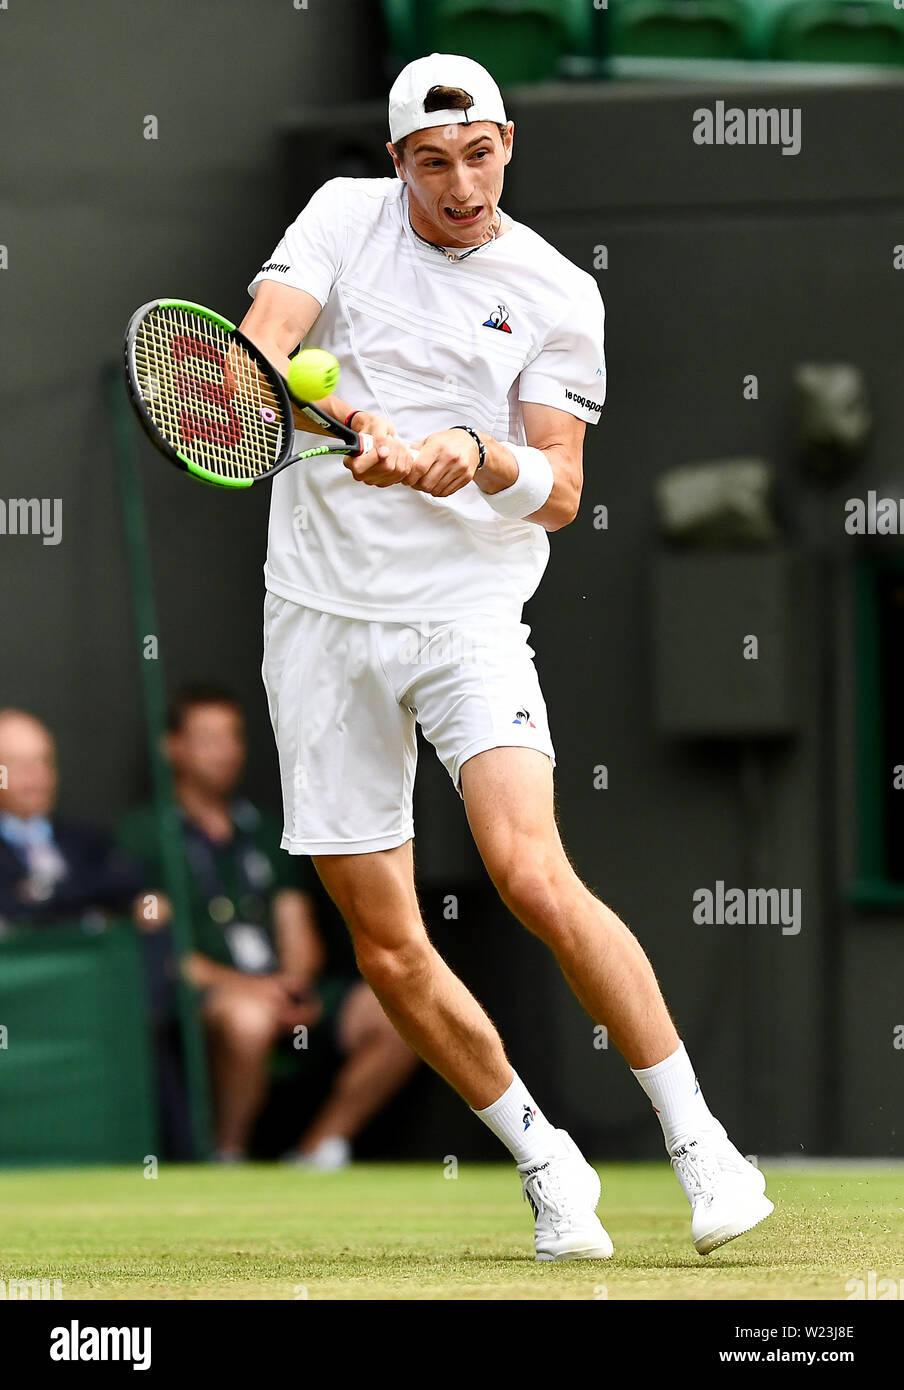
[261,593,556,855]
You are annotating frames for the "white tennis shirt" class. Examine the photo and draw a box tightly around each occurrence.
[248,177,606,623]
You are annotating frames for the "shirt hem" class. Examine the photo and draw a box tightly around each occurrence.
[264,568,526,625]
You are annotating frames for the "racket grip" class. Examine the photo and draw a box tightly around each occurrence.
[353,433,419,461]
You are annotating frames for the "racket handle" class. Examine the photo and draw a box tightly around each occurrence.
[353,433,419,462]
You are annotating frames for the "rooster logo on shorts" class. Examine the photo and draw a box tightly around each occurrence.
[513,708,536,728]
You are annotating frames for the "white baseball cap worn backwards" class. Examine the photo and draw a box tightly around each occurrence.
[388,52,507,144]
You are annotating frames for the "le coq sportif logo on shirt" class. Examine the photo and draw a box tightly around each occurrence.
[260,261,290,274]
[482,302,512,333]
[565,387,603,413]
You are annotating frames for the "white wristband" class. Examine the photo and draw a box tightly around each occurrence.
[481,444,554,521]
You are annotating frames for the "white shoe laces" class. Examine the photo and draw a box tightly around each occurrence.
[522,1160,586,1231]
[672,1139,750,1205]
[671,1145,721,1202]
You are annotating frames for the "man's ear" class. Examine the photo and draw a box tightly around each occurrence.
[386,141,406,181]
[502,121,515,166]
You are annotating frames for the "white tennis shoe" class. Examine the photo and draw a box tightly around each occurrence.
[283,1137,352,1171]
[671,1124,774,1255]
[518,1129,614,1262]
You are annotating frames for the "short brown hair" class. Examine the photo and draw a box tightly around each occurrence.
[166,683,242,734]
[393,85,507,162]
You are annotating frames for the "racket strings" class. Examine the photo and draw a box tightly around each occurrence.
[133,307,285,480]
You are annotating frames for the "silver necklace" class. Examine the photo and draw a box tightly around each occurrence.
[409,209,501,262]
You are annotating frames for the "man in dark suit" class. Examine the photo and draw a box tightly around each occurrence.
[0,708,143,927]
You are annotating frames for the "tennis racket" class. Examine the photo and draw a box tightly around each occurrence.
[123,299,375,489]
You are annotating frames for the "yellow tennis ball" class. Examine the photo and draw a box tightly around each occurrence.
[287,348,340,402]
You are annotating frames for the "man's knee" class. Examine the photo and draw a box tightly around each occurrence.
[493,847,580,945]
[205,991,279,1048]
[328,886,430,986]
[314,851,432,988]
[353,933,434,997]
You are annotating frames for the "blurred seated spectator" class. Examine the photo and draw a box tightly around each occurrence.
[0,708,144,929]
[118,685,418,1167]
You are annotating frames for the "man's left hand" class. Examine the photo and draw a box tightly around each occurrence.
[405,429,482,498]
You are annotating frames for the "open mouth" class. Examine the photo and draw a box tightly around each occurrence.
[444,205,484,225]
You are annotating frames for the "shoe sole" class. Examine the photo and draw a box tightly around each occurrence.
[694,1196,775,1255]
[536,1244,615,1262]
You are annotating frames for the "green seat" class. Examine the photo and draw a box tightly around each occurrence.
[383,0,606,84]
[609,0,762,60]
[767,0,904,65]
[0,920,158,1166]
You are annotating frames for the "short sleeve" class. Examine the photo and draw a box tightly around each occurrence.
[247,178,349,308]
[518,279,607,424]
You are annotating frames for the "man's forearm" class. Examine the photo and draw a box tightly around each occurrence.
[183,952,242,991]
[273,891,325,986]
[471,434,577,531]
[288,393,358,437]
[471,436,519,495]
[318,394,355,419]
[234,325,353,438]
[275,934,323,985]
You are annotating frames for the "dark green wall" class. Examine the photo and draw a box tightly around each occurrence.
[508,78,904,1160]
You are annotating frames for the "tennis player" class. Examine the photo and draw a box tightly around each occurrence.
[240,53,773,1260]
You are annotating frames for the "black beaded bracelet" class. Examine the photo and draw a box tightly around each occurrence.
[453,424,485,471]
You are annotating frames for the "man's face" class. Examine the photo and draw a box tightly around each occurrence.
[0,714,58,819]
[389,119,514,248]
[167,703,245,798]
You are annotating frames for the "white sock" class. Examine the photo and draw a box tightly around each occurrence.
[631,1042,715,1153]
[472,1071,557,1166]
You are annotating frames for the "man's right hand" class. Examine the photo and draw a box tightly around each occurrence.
[245,974,322,1030]
[243,974,298,1012]
[345,412,418,488]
